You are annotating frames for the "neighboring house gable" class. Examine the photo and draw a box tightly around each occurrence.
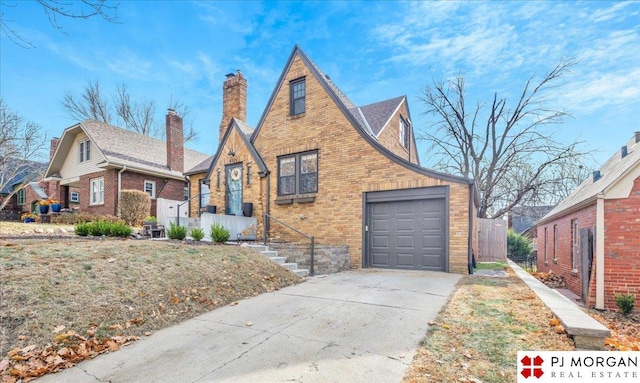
[537,133,640,312]
[45,111,209,217]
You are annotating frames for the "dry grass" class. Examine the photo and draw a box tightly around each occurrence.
[0,237,300,380]
[403,268,574,383]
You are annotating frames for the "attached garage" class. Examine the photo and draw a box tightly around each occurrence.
[363,186,449,271]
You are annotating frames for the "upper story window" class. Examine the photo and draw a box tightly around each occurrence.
[278,150,318,196]
[16,189,26,205]
[290,78,306,116]
[90,177,104,205]
[399,117,409,148]
[79,139,91,163]
[144,180,156,199]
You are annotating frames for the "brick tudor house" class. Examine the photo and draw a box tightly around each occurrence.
[44,112,209,217]
[537,133,640,312]
[186,46,480,274]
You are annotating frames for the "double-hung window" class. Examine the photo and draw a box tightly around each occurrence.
[290,78,306,116]
[200,180,210,209]
[144,180,156,199]
[90,177,104,205]
[278,151,318,196]
[79,139,91,163]
[70,191,80,203]
[16,189,26,205]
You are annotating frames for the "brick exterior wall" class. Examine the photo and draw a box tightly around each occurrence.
[197,53,474,274]
[600,176,640,311]
[537,176,640,312]
[220,71,247,144]
[537,204,596,300]
[166,110,184,173]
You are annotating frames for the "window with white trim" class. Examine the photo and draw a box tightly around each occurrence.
[144,180,156,199]
[183,187,189,201]
[79,139,91,163]
[90,177,104,205]
[70,191,80,203]
[16,189,26,205]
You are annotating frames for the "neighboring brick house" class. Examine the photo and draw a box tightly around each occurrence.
[186,46,479,274]
[0,159,50,220]
[44,110,209,217]
[537,133,640,312]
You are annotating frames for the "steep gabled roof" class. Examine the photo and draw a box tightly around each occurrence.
[202,118,267,180]
[351,96,406,137]
[46,120,209,180]
[252,45,472,185]
[538,134,640,224]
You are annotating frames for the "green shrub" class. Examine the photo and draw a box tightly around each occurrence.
[74,220,132,238]
[507,229,531,258]
[615,293,636,316]
[75,222,90,236]
[119,189,151,226]
[189,227,205,241]
[167,222,187,240]
[210,222,230,243]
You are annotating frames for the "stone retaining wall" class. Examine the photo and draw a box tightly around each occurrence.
[268,243,350,274]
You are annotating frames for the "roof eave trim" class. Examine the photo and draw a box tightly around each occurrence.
[536,195,598,226]
[101,161,186,181]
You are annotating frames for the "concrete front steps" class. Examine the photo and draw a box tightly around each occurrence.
[244,244,308,277]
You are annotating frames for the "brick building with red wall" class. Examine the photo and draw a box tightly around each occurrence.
[537,133,640,312]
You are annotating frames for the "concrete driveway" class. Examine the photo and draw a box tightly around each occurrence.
[38,269,460,383]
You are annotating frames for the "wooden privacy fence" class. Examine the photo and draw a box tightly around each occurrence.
[477,218,507,262]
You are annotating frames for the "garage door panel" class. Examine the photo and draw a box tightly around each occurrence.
[372,235,389,248]
[396,218,415,231]
[368,197,446,272]
[396,235,414,249]
[396,253,415,267]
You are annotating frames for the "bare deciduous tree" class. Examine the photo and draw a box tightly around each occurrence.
[419,59,590,218]
[62,80,197,142]
[62,80,112,123]
[0,99,46,210]
[1,0,119,48]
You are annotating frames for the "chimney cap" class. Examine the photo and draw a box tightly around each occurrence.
[167,108,177,115]
[225,72,236,79]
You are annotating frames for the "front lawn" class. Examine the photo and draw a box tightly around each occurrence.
[0,238,301,381]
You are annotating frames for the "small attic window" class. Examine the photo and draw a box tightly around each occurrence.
[290,77,306,116]
[399,117,410,148]
[593,170,601,182]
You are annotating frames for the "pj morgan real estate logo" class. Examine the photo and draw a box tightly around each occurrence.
[517,351,639,382]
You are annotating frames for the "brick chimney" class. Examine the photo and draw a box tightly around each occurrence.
[220,69,247,144]
[49,137,60,161]
[166,109,184,172]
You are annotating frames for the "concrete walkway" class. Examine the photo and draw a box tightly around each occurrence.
[508,261,611,350]
[38,269,460,383]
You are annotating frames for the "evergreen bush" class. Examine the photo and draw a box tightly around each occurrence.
[210,223,230,243]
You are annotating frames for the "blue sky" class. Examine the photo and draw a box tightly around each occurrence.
[1,1,639,169]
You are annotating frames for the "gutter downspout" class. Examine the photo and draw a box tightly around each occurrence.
[468,182,475,275]
[265,171,271,244]
[596,192,605,309]
[117,165,127,216]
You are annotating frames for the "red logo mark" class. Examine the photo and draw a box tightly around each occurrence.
[520,355,544,379]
